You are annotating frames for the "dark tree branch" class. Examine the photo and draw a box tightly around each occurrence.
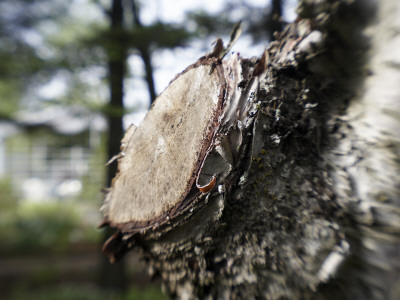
[268,0,283,40]
[130,0,157,104]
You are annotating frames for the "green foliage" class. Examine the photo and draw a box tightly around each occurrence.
[8,284,169,300]
[0,80,22,118]
[187,10,234,37]
[186,1,284,43]
[0,201,100,254]
[0,128,106,254]
[126,285,169,300]
[0,177,19,211]
[128,22,194,50]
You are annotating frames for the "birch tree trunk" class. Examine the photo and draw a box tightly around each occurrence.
[100,0,400,299]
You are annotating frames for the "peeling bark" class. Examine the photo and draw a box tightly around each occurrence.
[101,0,400,299]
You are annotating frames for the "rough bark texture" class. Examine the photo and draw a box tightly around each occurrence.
[101,0,400,299]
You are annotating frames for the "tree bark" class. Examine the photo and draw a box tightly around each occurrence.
[101,0,400,299]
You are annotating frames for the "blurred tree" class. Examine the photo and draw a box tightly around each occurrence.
[0,0,69,120]
[268,0,283,39]
[98,0,127,292]
[0,0,193,295]
[248,0,284,40]
[131,0,156,103]
[127,0,193,103]
[186,0,285,45]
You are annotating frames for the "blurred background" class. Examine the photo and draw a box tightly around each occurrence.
[0,0,296,299]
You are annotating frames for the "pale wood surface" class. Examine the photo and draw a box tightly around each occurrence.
[104,64,223,224]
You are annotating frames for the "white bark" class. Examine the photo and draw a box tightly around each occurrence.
[326,0,400,298]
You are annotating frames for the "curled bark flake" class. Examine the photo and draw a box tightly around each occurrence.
[197,176,217,193]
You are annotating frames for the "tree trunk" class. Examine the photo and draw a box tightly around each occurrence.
[267,0,283,40]
[139,46,157,104]
[99,0,127,292]
[100,0,400,299]
[131,0,157,104]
